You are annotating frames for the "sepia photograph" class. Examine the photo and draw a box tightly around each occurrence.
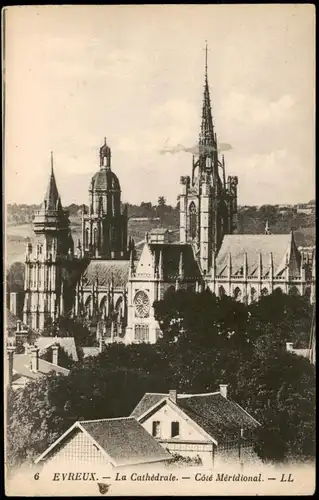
[3,4,315,496]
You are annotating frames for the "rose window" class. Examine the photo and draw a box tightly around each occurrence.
[134,291,150,318]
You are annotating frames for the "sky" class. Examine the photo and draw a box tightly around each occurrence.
[4,5,315,207]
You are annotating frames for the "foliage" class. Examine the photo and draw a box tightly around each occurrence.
[40,346,76,370]
[7,290,315,469]
[166,453,202,467]
[6,261,25,294]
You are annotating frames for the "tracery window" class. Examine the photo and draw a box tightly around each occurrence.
[134,291,150,318]
[189,202,197,239]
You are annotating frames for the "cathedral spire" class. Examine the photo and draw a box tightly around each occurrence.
[43,152,62,212]
[199,42,214,149]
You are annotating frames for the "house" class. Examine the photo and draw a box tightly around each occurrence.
[131,387,261,467]
[35,417,172,470]
[6,344,70,390]
[148,228,173,244]
[35,336,79,362]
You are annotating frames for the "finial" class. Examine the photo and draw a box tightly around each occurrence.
[50,151,54,174]
[205,40,208,80]
[104,137,107,145]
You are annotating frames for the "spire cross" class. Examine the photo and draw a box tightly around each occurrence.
[203,41,210,80]
[50,151,54,174]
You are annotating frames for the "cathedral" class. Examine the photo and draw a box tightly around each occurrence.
[22,51,316,345]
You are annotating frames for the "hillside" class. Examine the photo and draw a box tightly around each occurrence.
[6,202,315,270]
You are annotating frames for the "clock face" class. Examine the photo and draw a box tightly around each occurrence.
[134,291,150,318]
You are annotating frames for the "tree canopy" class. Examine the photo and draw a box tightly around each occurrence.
[7,289,315,469]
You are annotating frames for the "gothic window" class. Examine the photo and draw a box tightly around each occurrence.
[134,324,149,342]
[164,285,175,299]
[219,286,226,298]
[99,296,108,318]
[171,422,180,438]
[98,197,103,214]
[85,228,89,248]
[304,287,311,300]
[93,228,98,248]
[152,421,161,438]
[250,287,257,303]
[233,287,242,302]
[189,202,197,239]
[289,286,300,297]
[134,291,150,318]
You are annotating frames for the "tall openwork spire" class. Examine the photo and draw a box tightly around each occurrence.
[199,42,215,148]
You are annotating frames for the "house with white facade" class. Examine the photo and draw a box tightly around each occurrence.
[131,386,261,467]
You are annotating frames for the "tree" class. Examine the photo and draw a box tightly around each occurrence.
[6,262,25,294]
[40,346,76,370]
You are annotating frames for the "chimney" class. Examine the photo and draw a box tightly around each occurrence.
[169,390,177,403]
[52,344,59,365]
[31,347,39,373]
[219,384,228,399]
[7,345,15,387]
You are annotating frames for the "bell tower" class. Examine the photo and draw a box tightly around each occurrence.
[23,153,74,331]
[179,44,238,274]
[82,139,128,259]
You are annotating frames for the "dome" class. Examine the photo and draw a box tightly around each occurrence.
[91,169,121,191]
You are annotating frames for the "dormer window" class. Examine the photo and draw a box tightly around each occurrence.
[171,421,180,438]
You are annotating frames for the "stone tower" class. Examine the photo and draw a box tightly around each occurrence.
[82,139,128,259]
[23,154,74,330]
[179,45,238,274]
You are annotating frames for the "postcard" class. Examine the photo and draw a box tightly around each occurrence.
[4,4,315,496]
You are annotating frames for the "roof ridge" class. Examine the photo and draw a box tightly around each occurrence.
[178,391,220,398]
[80,416,136,424]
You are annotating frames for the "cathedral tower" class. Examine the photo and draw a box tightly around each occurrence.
[23,154,74,330]
[179,45,238,274]
[82,139,128,259]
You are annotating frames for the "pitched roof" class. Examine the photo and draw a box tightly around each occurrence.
[131,393,167,418]
[150,228,169,235]
[216,233,298,278]
[82,346,100,358]
[81,260,130,288]
[79,417,171,466]
[131,392,260,444]
[13,354,70,381]
[42,166,62,212]
[177,394,259,441]
[148,243,202,281]
[35,337,78,361]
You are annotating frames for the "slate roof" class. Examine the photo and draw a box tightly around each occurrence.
[148,243,201,281]
[79,417,171,466]
[81,260,130,288]
[12,354,70,382]
[82,346,100,358]
[177,394,259,441]
[42,166,62,212]
[91,169,120,191]
[35,337,78,361]
[150,228,169,235]
[216,233,297,278]
[131,393,167,419]
[131,392,260,444]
